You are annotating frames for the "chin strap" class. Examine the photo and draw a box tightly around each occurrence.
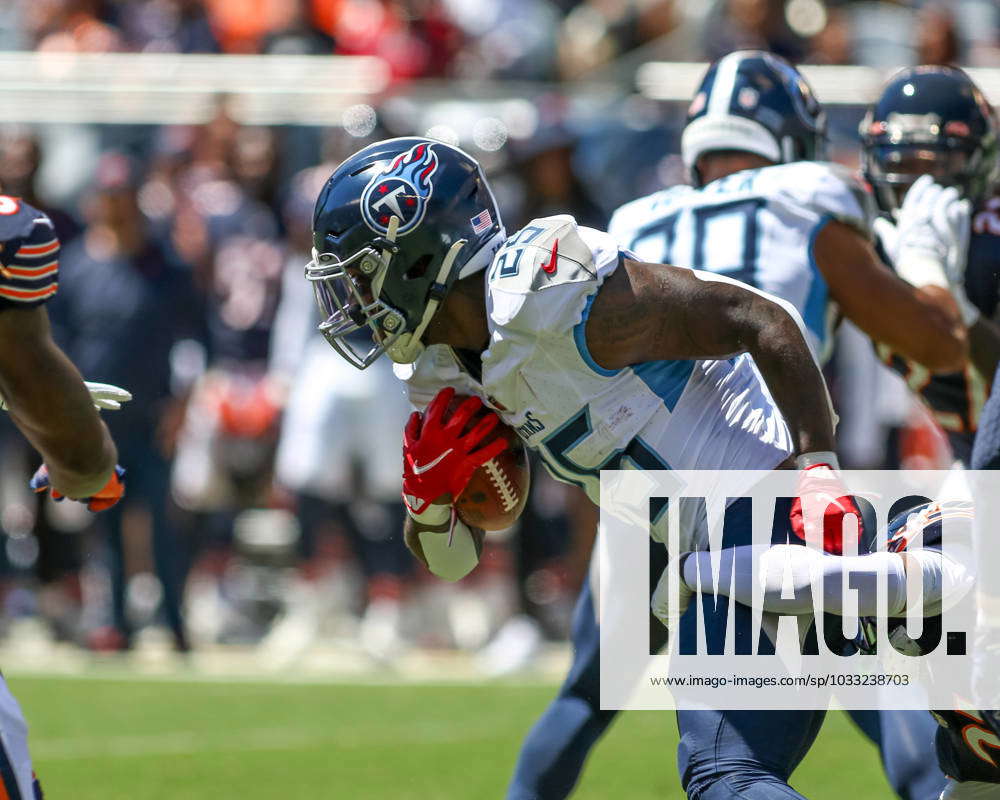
[368,215,399,300]
[387,236,467,364]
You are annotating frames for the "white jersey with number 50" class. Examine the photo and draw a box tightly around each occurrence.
[396,214,799,538]
[609,161,874,364]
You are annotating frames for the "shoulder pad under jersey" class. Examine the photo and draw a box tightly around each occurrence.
[488,215,619,295]
[759,161,876,238]
[0,197,45,247]
[487,215,621,335]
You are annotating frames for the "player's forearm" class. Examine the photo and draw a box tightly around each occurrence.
[681,545,908,616]
[742,296,836,456]
[4,345,116,497]
[908,285,968,373]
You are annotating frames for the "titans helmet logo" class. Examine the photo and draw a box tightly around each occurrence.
[361,142,439,236]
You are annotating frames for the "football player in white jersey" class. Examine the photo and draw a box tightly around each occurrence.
[609,51,974,800]
[305,110,921,793]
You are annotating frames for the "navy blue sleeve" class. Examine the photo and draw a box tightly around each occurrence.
[0,197,60,310]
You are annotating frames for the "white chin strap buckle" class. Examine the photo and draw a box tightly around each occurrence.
[386,238,468,364]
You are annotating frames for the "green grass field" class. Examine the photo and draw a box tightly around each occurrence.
[10,675,892,799]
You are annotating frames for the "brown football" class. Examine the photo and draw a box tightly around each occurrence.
[446,393,531,531]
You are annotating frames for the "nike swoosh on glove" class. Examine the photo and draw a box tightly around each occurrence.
[402,387,508,517]
[30,464,126,512]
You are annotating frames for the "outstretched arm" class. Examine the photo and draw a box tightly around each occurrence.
[586,259,836,457]
[814,220,966,373]
[670,543,968,619]
[0,306,116,497]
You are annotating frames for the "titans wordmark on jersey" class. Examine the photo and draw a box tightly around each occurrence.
[608,161,873,366]
[396,214,794,549]
[875,199,1000,465]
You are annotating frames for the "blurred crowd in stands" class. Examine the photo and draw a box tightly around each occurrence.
[0,0,993,673]
[1,0,999,77]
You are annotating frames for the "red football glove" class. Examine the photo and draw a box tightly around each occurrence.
[402,387,508,516]
[30,464,126,512]
[789,455,864,555]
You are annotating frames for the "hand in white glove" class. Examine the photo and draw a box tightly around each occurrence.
[0,381,133,412]
[894,174,977,325]
[82,381,133,411]
[651,553,694,631]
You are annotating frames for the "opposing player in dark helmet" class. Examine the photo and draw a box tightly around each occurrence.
[308,132,868,799]
[861,66,998,215]
[852,500,999,800]
[862,65,1000,464]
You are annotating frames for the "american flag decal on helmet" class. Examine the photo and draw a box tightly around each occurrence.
[470,209,492,234]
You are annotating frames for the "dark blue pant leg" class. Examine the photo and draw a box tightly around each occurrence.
[142,448,187,647]
[675,498,829,799]
[675,592,827,800]
[847,710,947,800]
[506,541,672,800]
[102,441,187,648]
[103,502,129,640]
[505,576,618,800]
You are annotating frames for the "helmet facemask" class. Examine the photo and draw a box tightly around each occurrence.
[306,214,468,369]
[860,67,1000,214]
[864,140,983,214]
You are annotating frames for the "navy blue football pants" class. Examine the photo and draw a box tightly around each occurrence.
[506,542,946,799]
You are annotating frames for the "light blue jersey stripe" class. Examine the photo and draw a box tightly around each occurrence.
[803,214,833,348]
[633,359,695,412]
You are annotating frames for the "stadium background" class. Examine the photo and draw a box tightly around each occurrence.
[0,0,996,797]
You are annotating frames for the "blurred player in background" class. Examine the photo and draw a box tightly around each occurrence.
[307,134,873,799]
[49,152,197,652]
[861,65,1000,467]
[270,164,413,661]
[166,120,288,642]
[0,194,126,798]
[860,67,1000,799]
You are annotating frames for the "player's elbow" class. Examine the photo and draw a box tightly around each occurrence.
[747,293,808,355]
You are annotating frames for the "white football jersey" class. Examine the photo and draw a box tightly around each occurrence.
[396,215,794,544]
[608,161,874,364]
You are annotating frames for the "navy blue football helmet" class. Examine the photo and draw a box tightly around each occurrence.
[860,66,998,213]
[856,499,973,657]
[307,138,505,369]
[681,50,827,186]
